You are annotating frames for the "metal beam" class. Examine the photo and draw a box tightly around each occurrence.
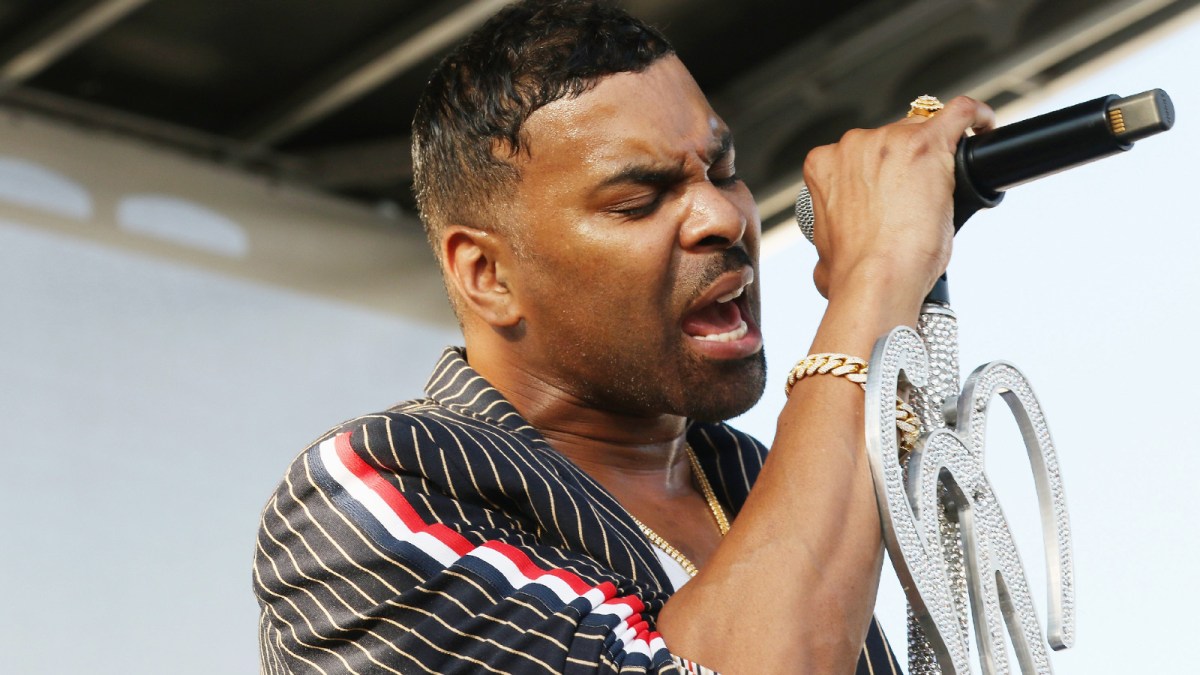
[246,0,514,148]
[1,85,302,173]
[0,0,153,95]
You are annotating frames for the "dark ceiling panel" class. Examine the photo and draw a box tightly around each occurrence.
[277,50,440,152]
[658,0,879,94]
[0,0,60,47]
[24,0,446,133]
[0,0,1192,226]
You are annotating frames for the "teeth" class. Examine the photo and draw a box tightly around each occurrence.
[716,285,745,303]
[695,320,749,342]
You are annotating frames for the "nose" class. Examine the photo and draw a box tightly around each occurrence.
[679,182,749,251]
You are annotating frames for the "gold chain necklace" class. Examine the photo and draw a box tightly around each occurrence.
[629,445,729,578]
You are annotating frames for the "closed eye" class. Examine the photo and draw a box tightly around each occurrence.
[599,165,685,219]
[609,191,666,219]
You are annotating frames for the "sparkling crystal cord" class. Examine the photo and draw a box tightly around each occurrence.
[908,306,971,674]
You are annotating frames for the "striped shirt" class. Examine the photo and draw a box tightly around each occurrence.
[254,347,902,673]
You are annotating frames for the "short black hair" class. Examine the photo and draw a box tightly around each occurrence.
[411,0,673,257]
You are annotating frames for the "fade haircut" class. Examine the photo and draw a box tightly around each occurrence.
[411,0,673,260]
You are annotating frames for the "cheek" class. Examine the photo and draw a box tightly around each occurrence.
[553,223,676,290]
[538,249,674,341]
[517,210,683,329]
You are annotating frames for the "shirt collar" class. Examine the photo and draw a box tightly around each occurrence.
[423,347,539,438]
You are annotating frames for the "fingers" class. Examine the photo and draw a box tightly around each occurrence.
[895,95,996,149]
[799,94,995,304]
[924,96,996,150]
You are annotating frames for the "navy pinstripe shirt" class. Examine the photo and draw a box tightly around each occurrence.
[254,347,902,673]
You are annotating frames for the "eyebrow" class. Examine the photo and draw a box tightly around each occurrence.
[595,129,735,191]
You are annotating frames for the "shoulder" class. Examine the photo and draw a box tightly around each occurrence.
[254,399,548,593]
[301,397,532,476]
[266,397,580,534]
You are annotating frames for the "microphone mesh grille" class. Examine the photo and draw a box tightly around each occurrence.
[794,185,815,243]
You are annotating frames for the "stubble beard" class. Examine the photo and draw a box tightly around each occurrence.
[673,347,768,422]
[570,334,768,423]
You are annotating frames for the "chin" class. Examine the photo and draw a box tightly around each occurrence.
[683,351,767,422]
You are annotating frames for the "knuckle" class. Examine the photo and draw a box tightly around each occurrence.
[839,127,867,144]
[802,144,832,176]
[903,130,934,157]
[804,143,828,164]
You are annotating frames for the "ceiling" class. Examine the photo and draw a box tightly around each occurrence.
[0,0,1194,232]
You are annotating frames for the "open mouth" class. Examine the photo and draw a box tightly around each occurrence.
[683,283,751,342]
[681,268,760,352]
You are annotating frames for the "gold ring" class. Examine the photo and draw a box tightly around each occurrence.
[907,94,944,118]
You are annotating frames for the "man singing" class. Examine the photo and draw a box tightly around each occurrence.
[254,1,993,672]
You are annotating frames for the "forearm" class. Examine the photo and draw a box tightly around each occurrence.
[658,275,922,672]
[658,96,994,672]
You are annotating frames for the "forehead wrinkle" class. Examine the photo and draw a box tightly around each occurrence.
[593,125,733,190]
[595,155,688,190]
[607,125,732,175]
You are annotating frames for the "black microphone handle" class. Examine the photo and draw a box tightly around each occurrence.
[794,89,1174,301]
[943,94,1144,300]
[953,94,1124,231]
[799,89,1174,233]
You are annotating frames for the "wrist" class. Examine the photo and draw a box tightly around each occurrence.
[826,264,928,315]
[812,273,924,357]
[822,241,949,303]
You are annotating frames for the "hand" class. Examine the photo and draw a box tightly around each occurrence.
[803,96,996,305]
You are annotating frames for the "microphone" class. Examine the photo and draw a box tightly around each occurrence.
[795,88,1175,241]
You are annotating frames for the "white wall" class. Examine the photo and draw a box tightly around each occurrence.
[0,108,454,323]
[0,113,459,674]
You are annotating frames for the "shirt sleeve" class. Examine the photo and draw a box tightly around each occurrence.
[253,424,704,674]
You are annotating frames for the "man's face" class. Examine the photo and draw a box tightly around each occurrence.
[503,56,765,422]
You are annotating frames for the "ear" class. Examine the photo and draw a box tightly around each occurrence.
[442,226,522,328]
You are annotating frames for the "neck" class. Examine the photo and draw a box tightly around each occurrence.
[464,337,693,491]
